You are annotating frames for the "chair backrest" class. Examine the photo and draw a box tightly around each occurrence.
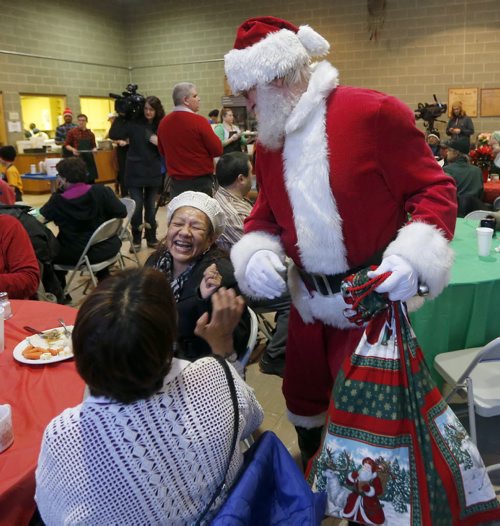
[237,307,259,369]
[493,196,500,211]
[119,197,136,233]
[87,217,123,247]
[464,210,492,221]
[457,337,500,383]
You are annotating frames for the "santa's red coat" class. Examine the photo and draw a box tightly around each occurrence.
[231,61,457,426]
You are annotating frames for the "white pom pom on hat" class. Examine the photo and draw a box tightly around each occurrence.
[167,191,226,238]
[224,16,330,94]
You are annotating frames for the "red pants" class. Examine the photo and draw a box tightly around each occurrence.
[283,306,364,418]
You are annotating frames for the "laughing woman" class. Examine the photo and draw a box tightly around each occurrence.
[146,191,250,362]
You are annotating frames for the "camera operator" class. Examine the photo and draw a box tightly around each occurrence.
[109,95,165,251]
[446,101,474,147]
[108,112,129,197]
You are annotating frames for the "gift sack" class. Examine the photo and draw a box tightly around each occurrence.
[306,270,500,526]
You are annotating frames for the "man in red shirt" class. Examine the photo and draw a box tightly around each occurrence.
[157,83,222,197]
[64,114,98,183]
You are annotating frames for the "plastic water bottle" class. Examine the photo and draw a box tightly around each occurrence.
[0,292,12,320]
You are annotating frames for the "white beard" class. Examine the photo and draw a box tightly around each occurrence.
[254,84,302,151]
[358,465,373,482]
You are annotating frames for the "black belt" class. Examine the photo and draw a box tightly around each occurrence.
[297,250,384,296]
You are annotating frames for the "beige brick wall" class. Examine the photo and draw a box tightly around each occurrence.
[0,0,130,144]
[125,0,500,138]
[1,0,500,145]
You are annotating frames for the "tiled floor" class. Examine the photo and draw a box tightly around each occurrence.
[22,189,499,523]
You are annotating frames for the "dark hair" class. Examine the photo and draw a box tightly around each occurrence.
[208,109,219,118]
[216,152,250,187]
[72,268,177,403]
[145,95,165,130]
[56,157,88,183]
[77,114,88,121]
[0,145,17,162]
[220,108,233,120]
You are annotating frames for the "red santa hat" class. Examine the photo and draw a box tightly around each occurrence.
[224,16,330,94]
[63,108,73,117]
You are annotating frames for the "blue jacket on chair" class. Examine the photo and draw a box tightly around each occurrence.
[211,431,327,525]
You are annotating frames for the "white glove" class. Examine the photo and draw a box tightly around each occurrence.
[245,250,286,299]
[367,254,418,302]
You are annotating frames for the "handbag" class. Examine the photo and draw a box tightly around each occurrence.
[306,269,500,526]
[206,358,327,525]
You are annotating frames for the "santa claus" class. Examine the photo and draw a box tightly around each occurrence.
[224,17,456,465]
[343,458,385,525]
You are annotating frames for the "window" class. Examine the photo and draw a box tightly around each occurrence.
[20,94,67,139]
[79,97,115,140]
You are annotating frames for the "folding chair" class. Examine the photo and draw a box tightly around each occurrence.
[53,217,123,296]
[493,196,500,211]
[118,197,140,267]
[434,337,500,476]
[228,307,259,379]
[464,210,494,221]
[256,312,275,343]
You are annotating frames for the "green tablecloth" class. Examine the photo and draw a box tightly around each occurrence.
[410,217,500,385]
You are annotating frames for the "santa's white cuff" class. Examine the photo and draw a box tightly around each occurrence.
[383,221,454,298]
[230,231,285,299]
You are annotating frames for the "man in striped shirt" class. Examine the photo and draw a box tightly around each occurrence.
[215,152,290,377]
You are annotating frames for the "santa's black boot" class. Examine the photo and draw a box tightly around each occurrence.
[295,425,323,471]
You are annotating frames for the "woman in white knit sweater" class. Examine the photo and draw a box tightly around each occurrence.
[35,268,263,525]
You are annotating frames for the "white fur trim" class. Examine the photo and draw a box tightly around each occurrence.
[230,231,285,299]
[283,62,346,275]
[287,409,327,428]
[224,29,311,93]
[297,25,330,56]
[288,264,358,328]
[384,221,454,298]
[364,485,376,497]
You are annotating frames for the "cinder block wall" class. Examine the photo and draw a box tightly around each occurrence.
[125,0,500,138]
[0,0,130,144]
[1,0,500,145]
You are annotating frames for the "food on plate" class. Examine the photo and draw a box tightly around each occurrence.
[19,328,73,361]
[22,346,58,360]
[43,329,64,344]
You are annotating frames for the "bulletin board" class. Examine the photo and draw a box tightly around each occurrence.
[448,88,478,117]
[480,88,500,117]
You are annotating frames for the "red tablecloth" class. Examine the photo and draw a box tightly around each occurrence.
[483,180,500,204]
[0,300,84,526]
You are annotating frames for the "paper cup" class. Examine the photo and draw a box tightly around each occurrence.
[0,404,13,453]
[30,164,36,173]
[476,227,494,256]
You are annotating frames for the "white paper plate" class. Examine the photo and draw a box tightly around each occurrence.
[13,326,74,365]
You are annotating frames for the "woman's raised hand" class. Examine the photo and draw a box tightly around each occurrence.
[194,287,246,357]
[200,263,222,299]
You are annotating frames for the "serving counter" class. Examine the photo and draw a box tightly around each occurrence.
[15,150,117,194]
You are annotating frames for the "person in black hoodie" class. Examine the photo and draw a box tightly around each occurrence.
[39,158,126,289]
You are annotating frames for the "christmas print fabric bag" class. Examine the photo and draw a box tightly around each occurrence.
[306,269,500,526]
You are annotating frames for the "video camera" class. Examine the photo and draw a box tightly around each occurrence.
[414,95,447,134]
[109,84,145,120]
